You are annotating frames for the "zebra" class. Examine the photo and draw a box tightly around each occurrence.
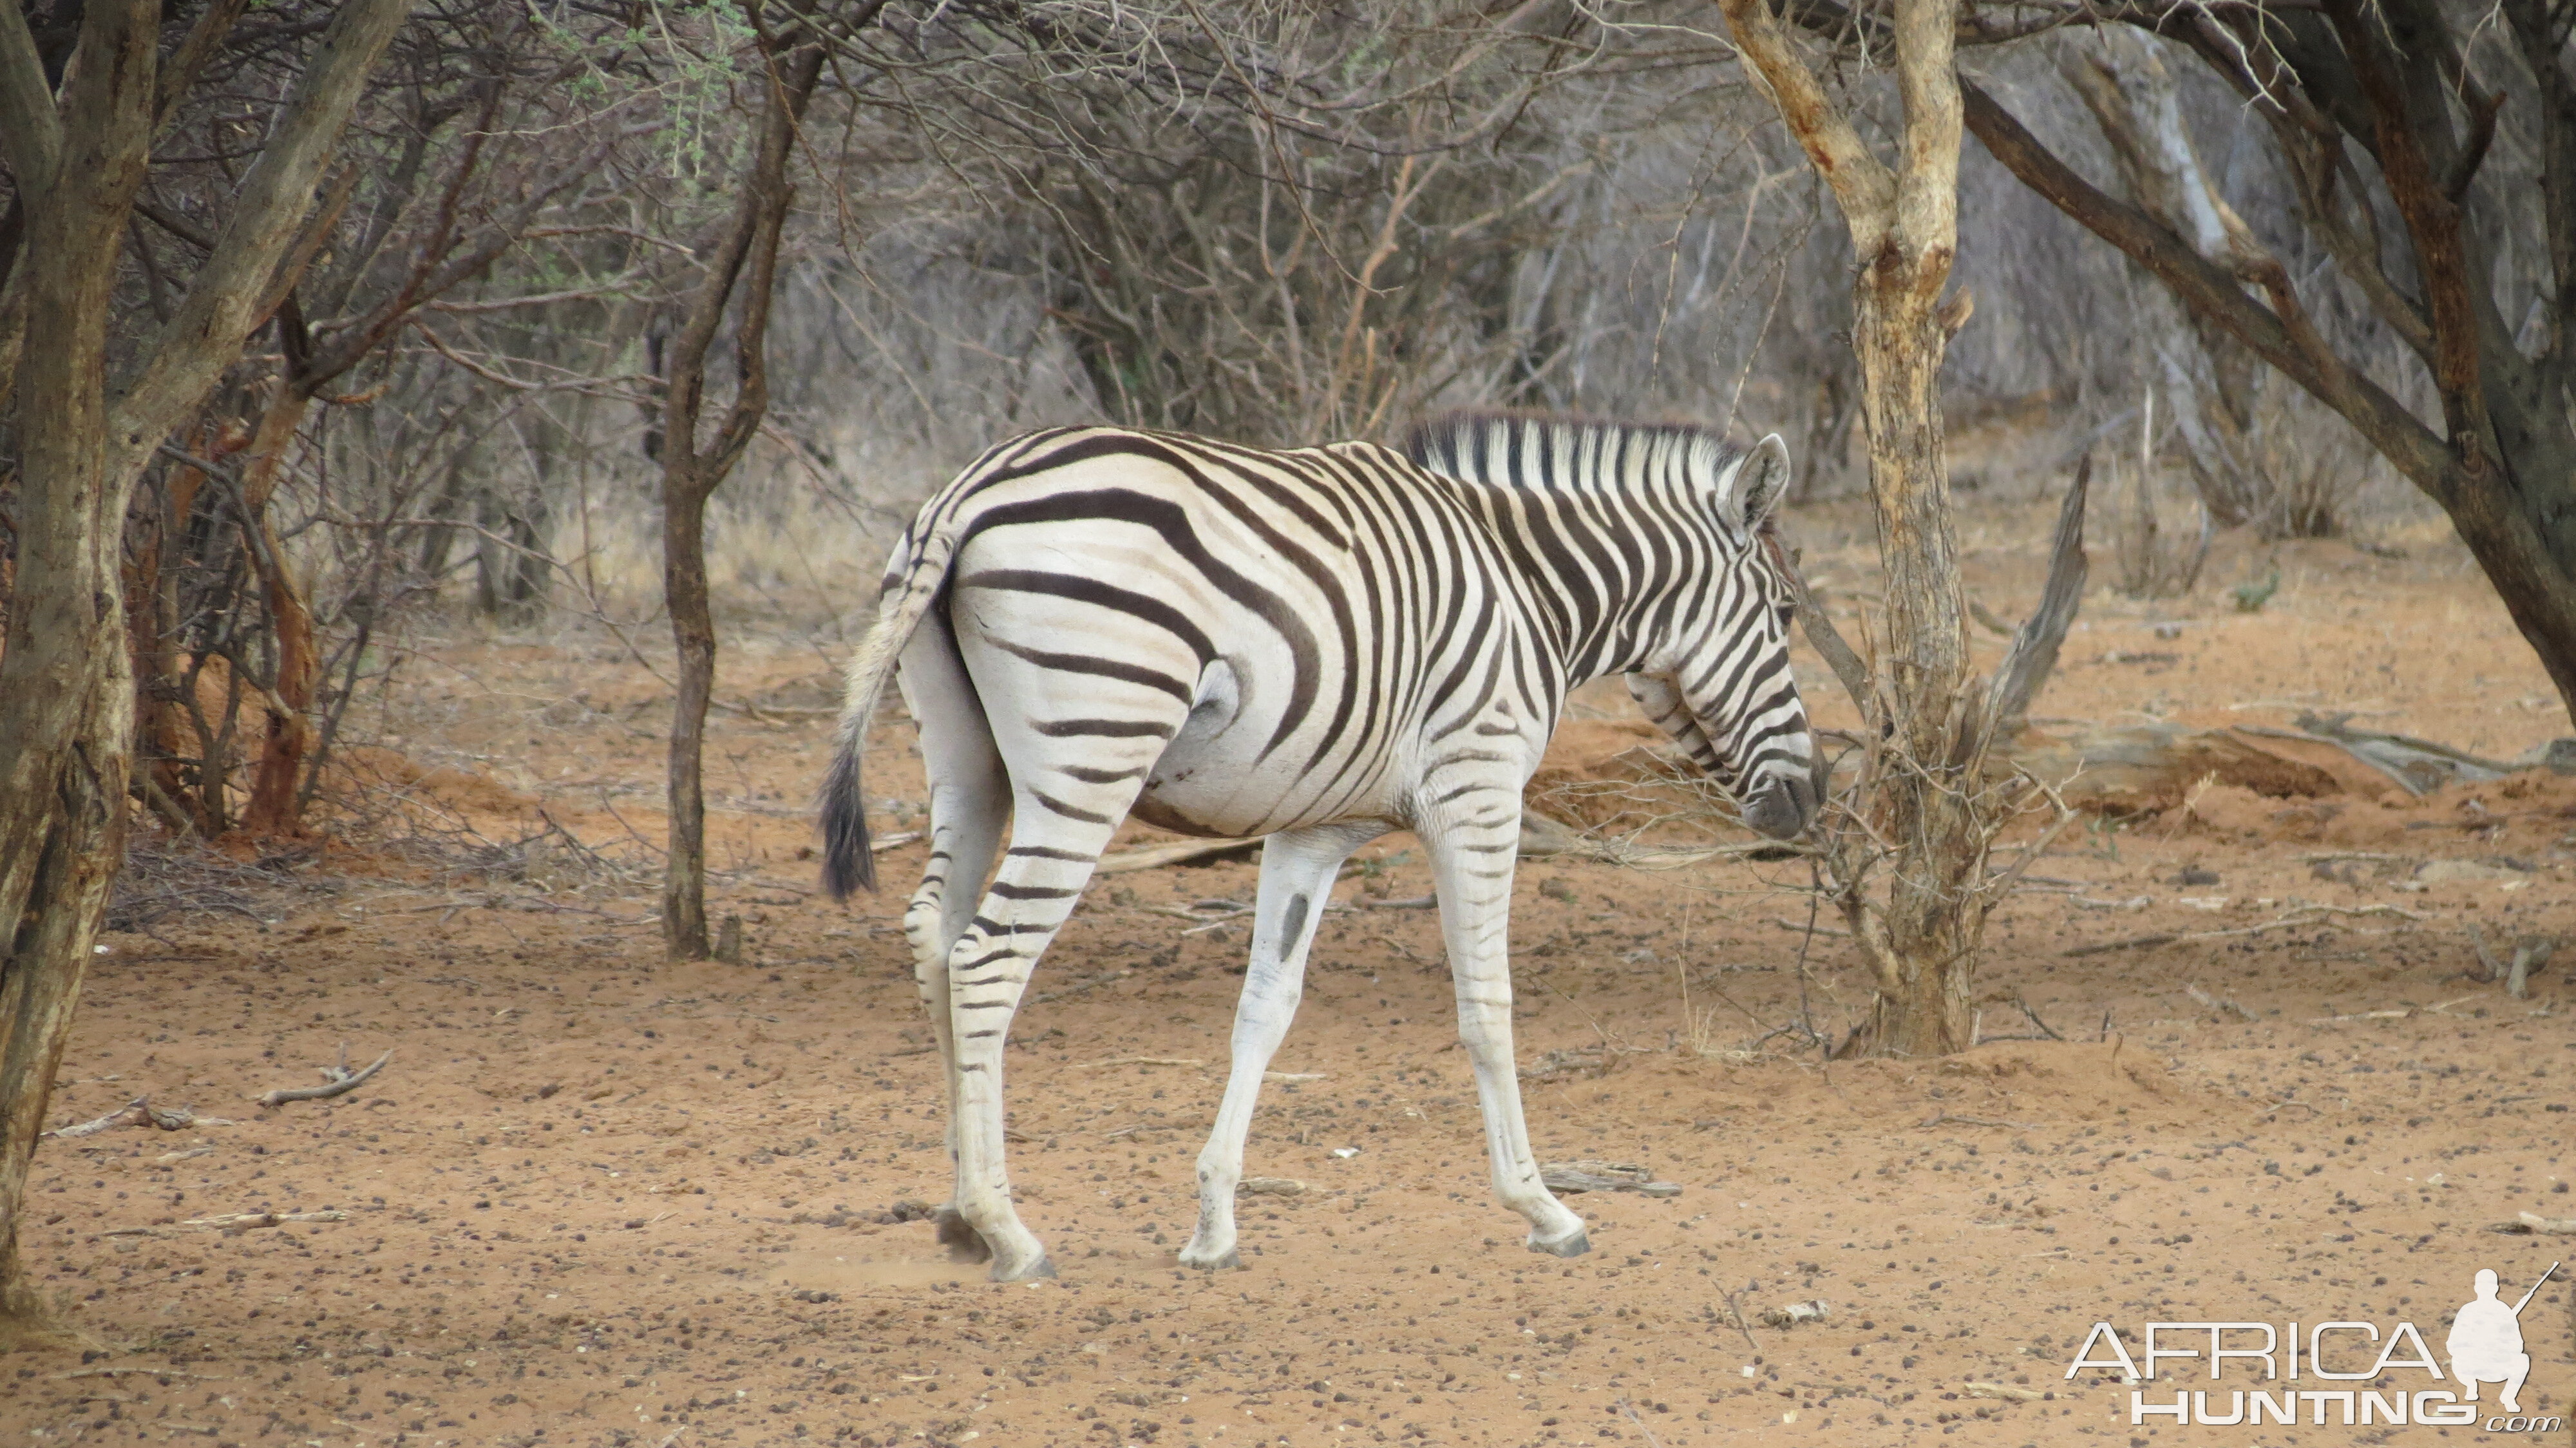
[820,412,1818,1282]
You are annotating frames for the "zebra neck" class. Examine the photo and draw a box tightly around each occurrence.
[1476,510,1683,690]
[1432,451,1725,693]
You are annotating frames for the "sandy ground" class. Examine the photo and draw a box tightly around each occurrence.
[6,492,2575,1448]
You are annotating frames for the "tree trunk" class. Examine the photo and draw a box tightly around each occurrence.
[0,307,133,1341]
[652,18,825,964]
[0,0,155,1342]
[236,385,320,835]
[0,0,411,1337]
[0,643,128,1337]
[242,548,319,835]
[1848,251,1979,1057]
[129,445,213,835]
[2442,420,2576,716]
[1721,0,1983,1055]
[661,461,717,960]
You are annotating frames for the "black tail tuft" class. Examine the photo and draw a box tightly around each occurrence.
[818,738,876,898]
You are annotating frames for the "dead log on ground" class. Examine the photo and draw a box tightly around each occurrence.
[255,1045,391,1109]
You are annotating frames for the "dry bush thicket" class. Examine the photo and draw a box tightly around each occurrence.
[0,1,2488,885]
[0,3,2450,859]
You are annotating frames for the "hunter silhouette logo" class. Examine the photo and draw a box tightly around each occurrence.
[2066,1260,2563,1431]
[2449,1264,2552,1414]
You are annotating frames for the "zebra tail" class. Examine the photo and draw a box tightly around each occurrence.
[819,538,951,899]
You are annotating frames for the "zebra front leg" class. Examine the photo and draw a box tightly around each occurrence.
[1421,783,1589,1257]
[896,633,1011,1262]
[1182,821,1388,1271]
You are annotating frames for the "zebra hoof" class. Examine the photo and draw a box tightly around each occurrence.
[990,1254,1057,1283]
[1180,1248,1240,1272]
[1528,1228,1590,1259]
[934,1206,993,1264]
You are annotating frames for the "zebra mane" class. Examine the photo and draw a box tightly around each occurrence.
[1398,411,1748,498]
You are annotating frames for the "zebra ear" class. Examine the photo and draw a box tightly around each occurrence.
[1725,434,1794,533]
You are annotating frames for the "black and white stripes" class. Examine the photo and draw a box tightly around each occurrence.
[821,414,1815,1280]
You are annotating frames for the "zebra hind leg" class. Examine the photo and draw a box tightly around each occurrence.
[942,774,1165,1281]
[895,632,1011,1264]
[1181,822,1387,1271]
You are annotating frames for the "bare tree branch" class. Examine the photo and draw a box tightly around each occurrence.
[1717,0,1896,242]
[1958,77,2459,494]
[108,0,412,466]
[151,0,250,135]
[1984,455,2088,729]
[0,0,63,192]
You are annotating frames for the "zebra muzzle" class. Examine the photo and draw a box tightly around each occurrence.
[1741,770,1817,841]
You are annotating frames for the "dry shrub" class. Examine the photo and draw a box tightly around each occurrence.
[106,839,330,936]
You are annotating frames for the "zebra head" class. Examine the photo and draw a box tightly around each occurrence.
[1628,432,1819,841]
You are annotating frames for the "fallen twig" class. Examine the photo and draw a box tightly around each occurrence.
[1772,917,1853,938]
[186,1209,348,1230]
[44,1097,231,1138]
[1615,1398,1669,1448]
[2289,710,2515,796]
[2510,937,2557,1000]
[1097,837,1260,874]
[2066,902,2421,958]
[2472,925,2510,982]
[2185,984,2259,1022]
[2010,993,2067,1042]
[1139,902,1250,921]
[1962,1382,2043,1402]
[1077,1056,1202,1069]
[108,1210,349,1237]
[2300,902,2430,921]
[1918,1110,2036,1130]
[1718,1285,1763,1353]
[256,1045,392,1109]
[1540,1160,1681,1197]
[2306,995,2477,1024]
[2063,932,2179,958]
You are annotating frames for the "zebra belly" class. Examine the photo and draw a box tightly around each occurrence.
[1130,750,1396,839]
[1130,658,1400,838]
